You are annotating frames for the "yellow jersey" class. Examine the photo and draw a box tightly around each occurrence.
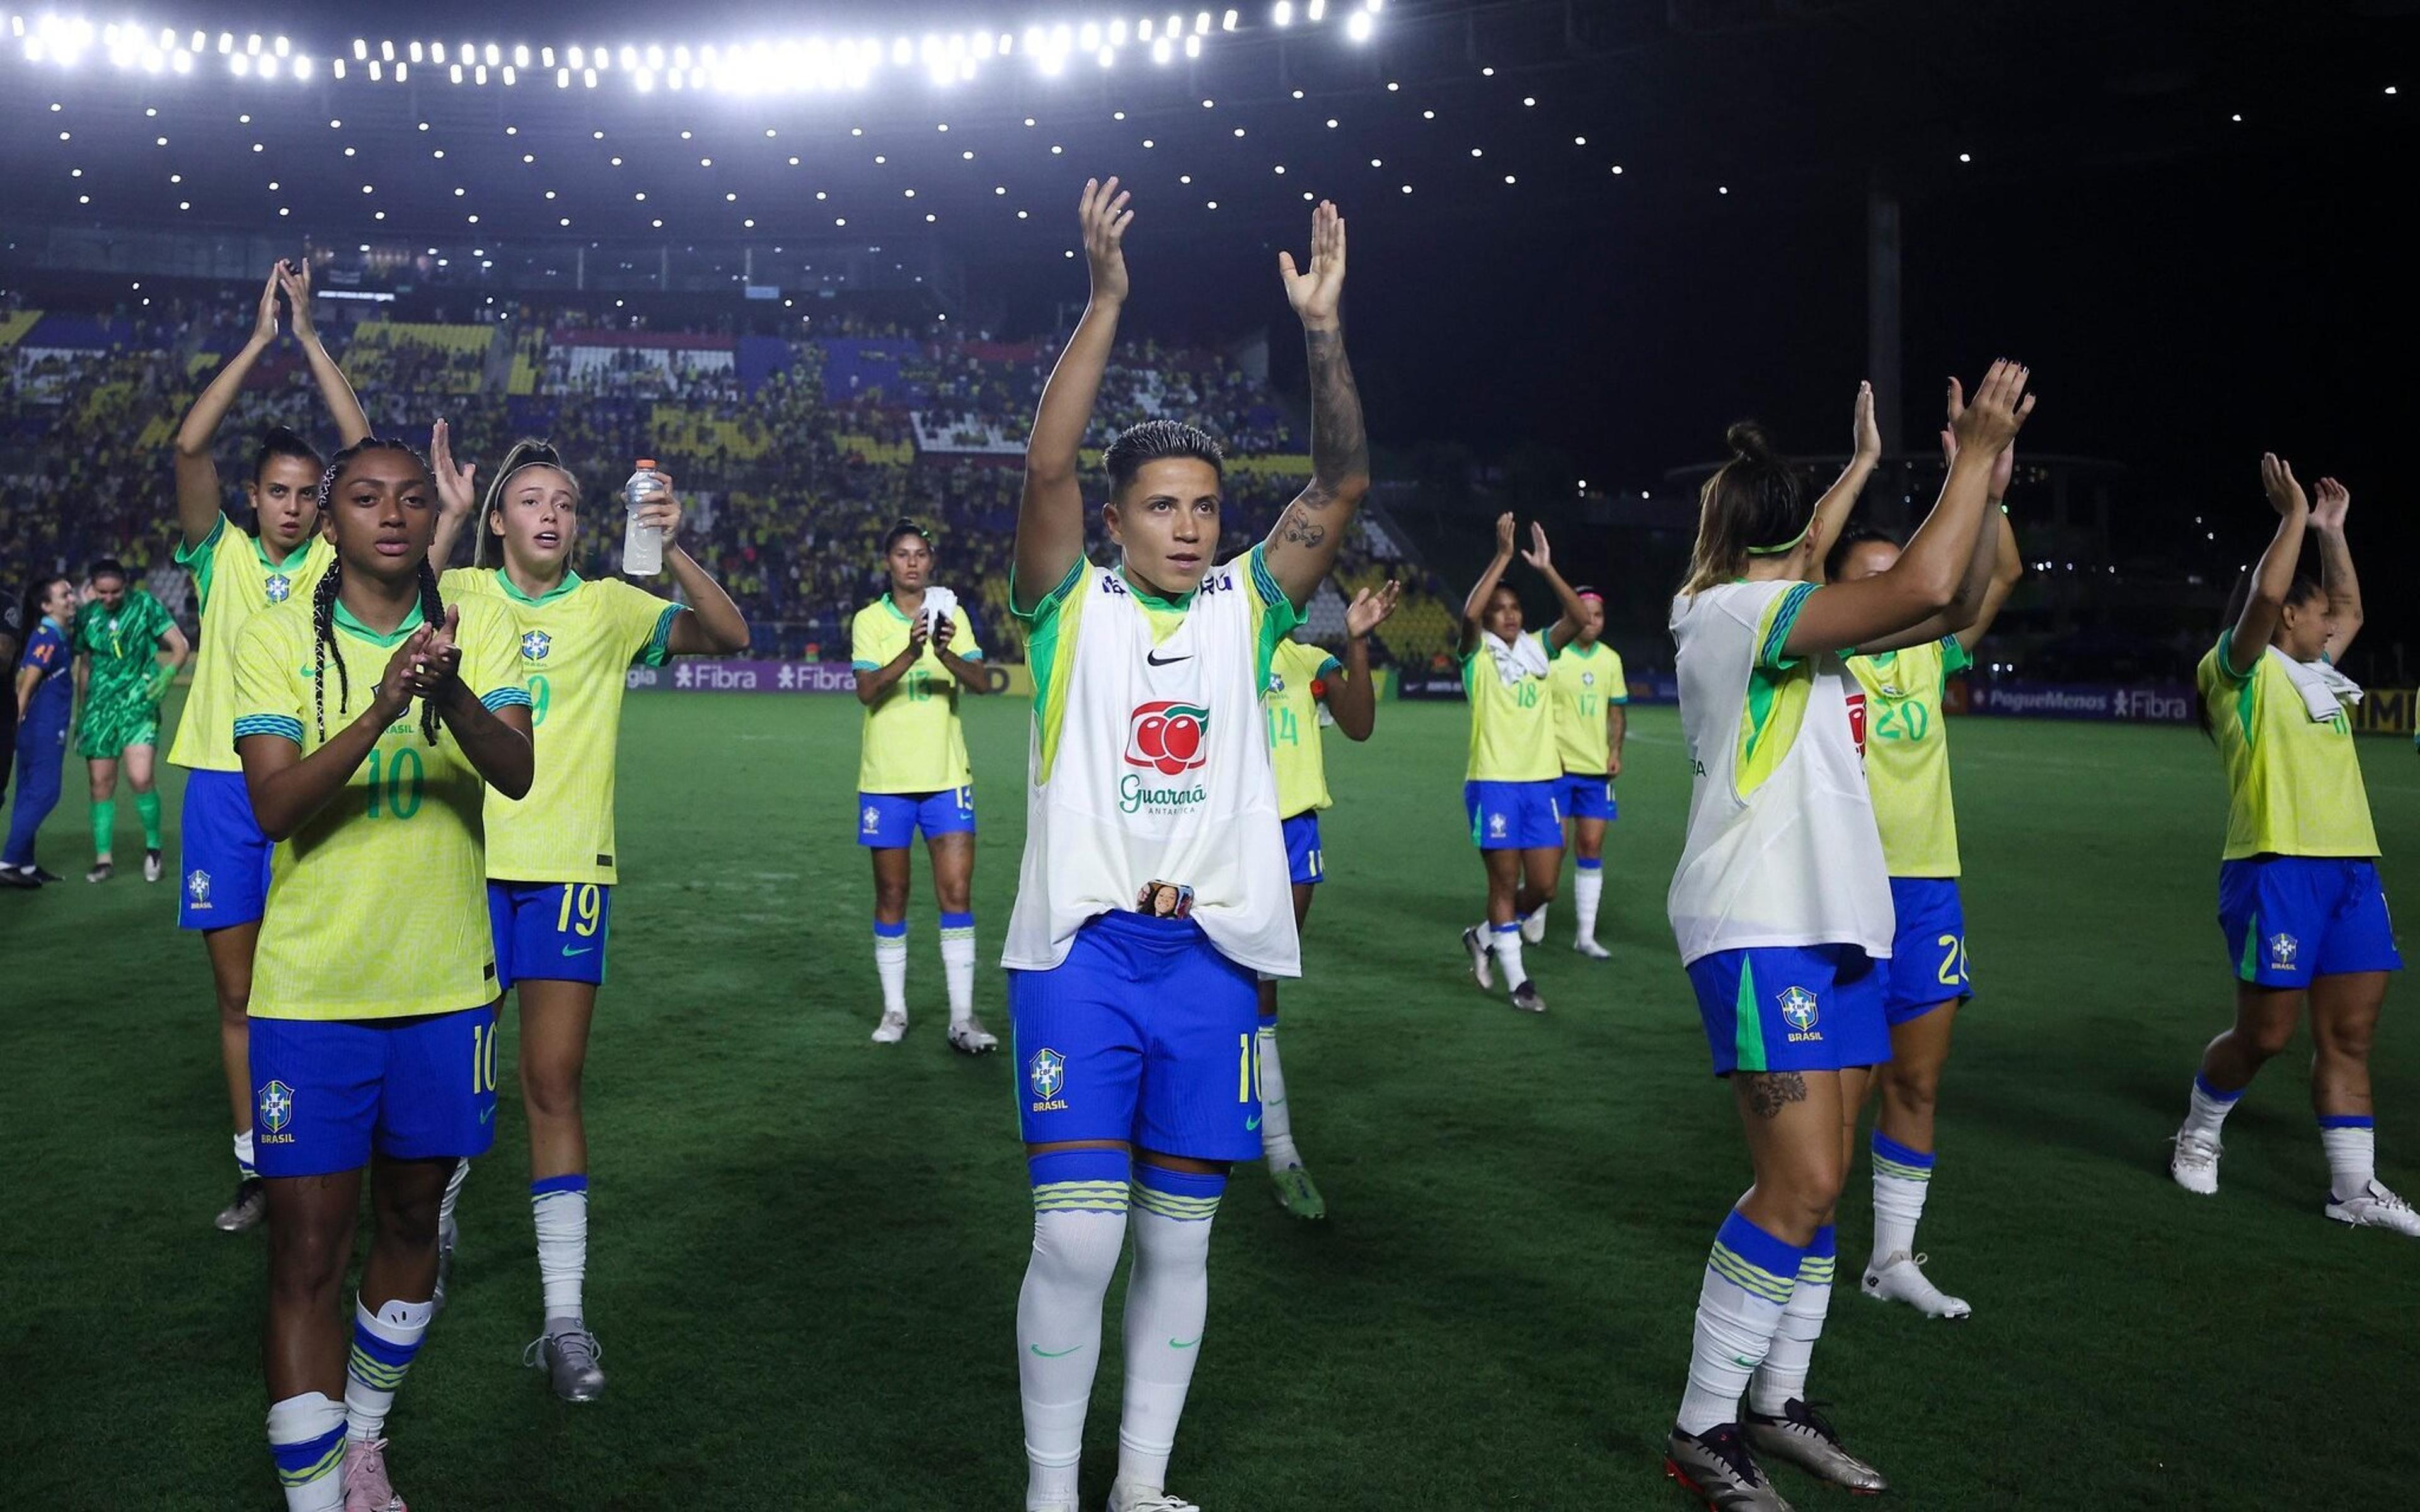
[1461,632,1559,782]
[1549,640,1628,777]
[851,595,984,794]
[2197,633,2378,860]
[441,568,681,884]
[170,515,336,772]
[1845,637,1969,878]
[233,593,531,1020]
[1264,637,1342,818]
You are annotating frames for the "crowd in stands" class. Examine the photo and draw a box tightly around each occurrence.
[1,292,1457,668]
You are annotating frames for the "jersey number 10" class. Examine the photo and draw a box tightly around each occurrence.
[364,748,425,820]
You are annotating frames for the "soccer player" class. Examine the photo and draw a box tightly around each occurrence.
[233,435,533,1512]
[170,261,370,1232]
[1455,513,1588,1013]
[1661,364,2031,1511]
[1,585,23,814]
[1547,587,1628,959]
[1005,181,1366,1512]
[3,575,78,888]
[1258,580,1398,1218]
[1822,386,2024,1319]
[851,518,999,1051]
[424,430,750,1399]
[73,558,189,883]
[2170,463,2414,1234]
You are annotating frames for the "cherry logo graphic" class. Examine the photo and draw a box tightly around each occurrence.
[1845,689,1869,755]
[1126,701,1211,776]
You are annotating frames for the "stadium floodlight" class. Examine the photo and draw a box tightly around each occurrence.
[515,43,529,66]
[258,52,277,76]
[395,60,407,79]
[1274,1,1293,25]
[1346,9,1372,40]
[1152,37,1172,62]
[216,32,230,52]
[229,52,247,74]
[411,40,425,62]
[1223,9,1238,29]
[244,32,258,54]
[1196,11,1211,34]
[367,59,380,78]
[1185,33,1201,55]
[449,62,463,83]
[486,42,500,66]
[379,39,393,60]
[585,68,597,86]
[1307,0,1325,19]
[274,33,287,55]
[645,43,663,68]
[503,64,516,84]
[352,38,366,59]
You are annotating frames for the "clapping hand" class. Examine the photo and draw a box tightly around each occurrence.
[1345,580,1402,637]
[1492,511,1517,559]
[1280,200,1347,330]
[1942,377,2016,499]
[430,420,478,522]
[1519,522,1553,573]
[2312,476,2350,532]
[2260,454,2308,518]
[1947,360,2036,459]
[1852,381,1881,466]
[1079,177,1134,306]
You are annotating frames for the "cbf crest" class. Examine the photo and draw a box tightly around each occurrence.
[2268,932,2300,971]
[521,630,553,662]
[1778,986,1821,1038]
[263,573,292,604]
[1028,1046,1068,1111]
[186,869,212,908]
[257,1079,294,1135]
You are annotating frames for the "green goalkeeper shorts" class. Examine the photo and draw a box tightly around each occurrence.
[77,699,162,760]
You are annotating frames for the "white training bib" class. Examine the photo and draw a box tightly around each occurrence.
[1003,561,1300,977]
[1667,580,1895,965]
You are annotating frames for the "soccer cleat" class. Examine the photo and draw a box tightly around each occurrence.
[85,861,114,883]
[947,1016,999,1055]
[432,1220,458,1313]
[1107,1482,1201,1512]
[526,1322,608,1402]
[0,866,35,889]
[1270,1163,1327,1220]
[870,1009,909,1045]
[27,866,62,883]
[1665,1425,1794,1511]
[1461,927,1494,991]
[2170,1131,2222,1195]
[1520,903,1548,946]
[143,848,164,883]
[1861,1250,1971,1319]
[342,1435,406,1512]
[2326,1179,2420,1236]
[214,1177,267,1233]
[1510,981,1547,1014]
[1574,937,1612,959]
[1743,1399,1887,1495]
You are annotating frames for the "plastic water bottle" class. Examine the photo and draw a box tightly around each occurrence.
[621,459,666,577]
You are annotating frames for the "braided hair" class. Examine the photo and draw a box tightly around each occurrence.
[310,437,446,746]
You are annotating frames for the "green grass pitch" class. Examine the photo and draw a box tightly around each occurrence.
[4,692,2413,1509]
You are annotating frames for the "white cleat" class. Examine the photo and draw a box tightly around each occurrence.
[1860,1250,1972,1319]
[1519,903,1548,946]
[947,1017,999,1055]
[1109,1482,1201,1512]
[869,1010,908,1045]
[2326,1179,2420,1237]
[2170,1131,2222,1195]
[1461,926,1494,991]
[1573,936,1611,959]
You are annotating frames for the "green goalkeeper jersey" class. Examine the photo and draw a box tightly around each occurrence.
[76,588,175,711]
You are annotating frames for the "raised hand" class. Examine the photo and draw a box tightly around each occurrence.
[413,605,464,694]
[429,420,478,520]
[2312,475,2351,532]
[1943,377,2015,498]
[1345,580,1402,637]
[2260,453,2309,518]
[1852,380,1881,464]
[1947,360,2035,458]
[633,471,683,542]
[278,260,321,343]
[1079,176,1134,306]
[904,610,931,660]
[1280,200,1347,330]
[931,613,957,652]
[1519,521,1553,572]
[1493,511,1517,559]
[250,263,285,346]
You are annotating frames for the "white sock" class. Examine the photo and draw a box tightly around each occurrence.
[1748,1227,1833,1415]
[1255,1021,1300,1169]
[1676,1210,1801,1435]
[2320,1116,2377,1203]
[235,1128,258,1180]
[1020,1152,1132,1511]
[2182,1073,2243,1142]
[1119,1167,1224,1494]
[1573,862,1603,944]
[1520,901,1548,945]
[1868,1132,1934,1266]
[345,1295,434,1441]
[437,1156,469,1244]
[875,923,908,1016]
[267,1391,347,1512]
[532,1176,590,1321]
[940,912,977,1023]
[1490,924,1529,991]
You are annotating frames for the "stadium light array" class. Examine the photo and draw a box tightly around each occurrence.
[4,3,1380,96]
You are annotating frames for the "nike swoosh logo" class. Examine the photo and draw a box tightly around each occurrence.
[1245,1114,1262,1130]
[562,946,596,957]
[1145,650,1192,666]
[480,1106,497,1126]
[1029,1343,1082,1358]
[1169,1336,1201,1350]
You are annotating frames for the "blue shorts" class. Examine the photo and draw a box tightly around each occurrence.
[1282,811,1325,886]
[249,1007,499,1178]
[2220,856,2402,988]
[1465,779,1562,851]
[1884,877,1971,1023]
[178,767,275,931]
[1008,912,1262,1163]
[1555,772,1617,824]
[858,787,977,849]
[1686,943,1892,1076]
[489,881,614,988]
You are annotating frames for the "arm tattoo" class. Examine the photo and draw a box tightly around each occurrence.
[1299,326,1368,510]
[1278,504,1328,549]
[1740,1072,1809,1120]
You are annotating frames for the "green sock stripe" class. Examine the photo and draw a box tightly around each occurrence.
[347,1348,410,1390]
[1131,1186,1222,1221]
[1707,1242,1795,1303]
[1872,1155,1932,1183]
[277,1441,347,1488]
[1799,1256,1837,1286]
[1033,1181,1129,1214]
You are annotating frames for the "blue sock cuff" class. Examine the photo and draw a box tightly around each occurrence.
[1134,1163,1229,1200]
[1713,1208,1803,1280]
[269,1422,348,1480]
[2319,1114,2377,1130]
[940,910,975,930]
[1028,1148,1131,1188]
[1804,1223,1837,1261]
[1577,857,1603,872]
[1490,920,1520,936]
[873,919,909,939]
[2194,1073,2244,1104]
[350,1315,423,1371]
[1871,1130,1935,1171]
[531,1173,589,1198]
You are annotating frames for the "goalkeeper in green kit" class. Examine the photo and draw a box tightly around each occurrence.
[72,558,188,883]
